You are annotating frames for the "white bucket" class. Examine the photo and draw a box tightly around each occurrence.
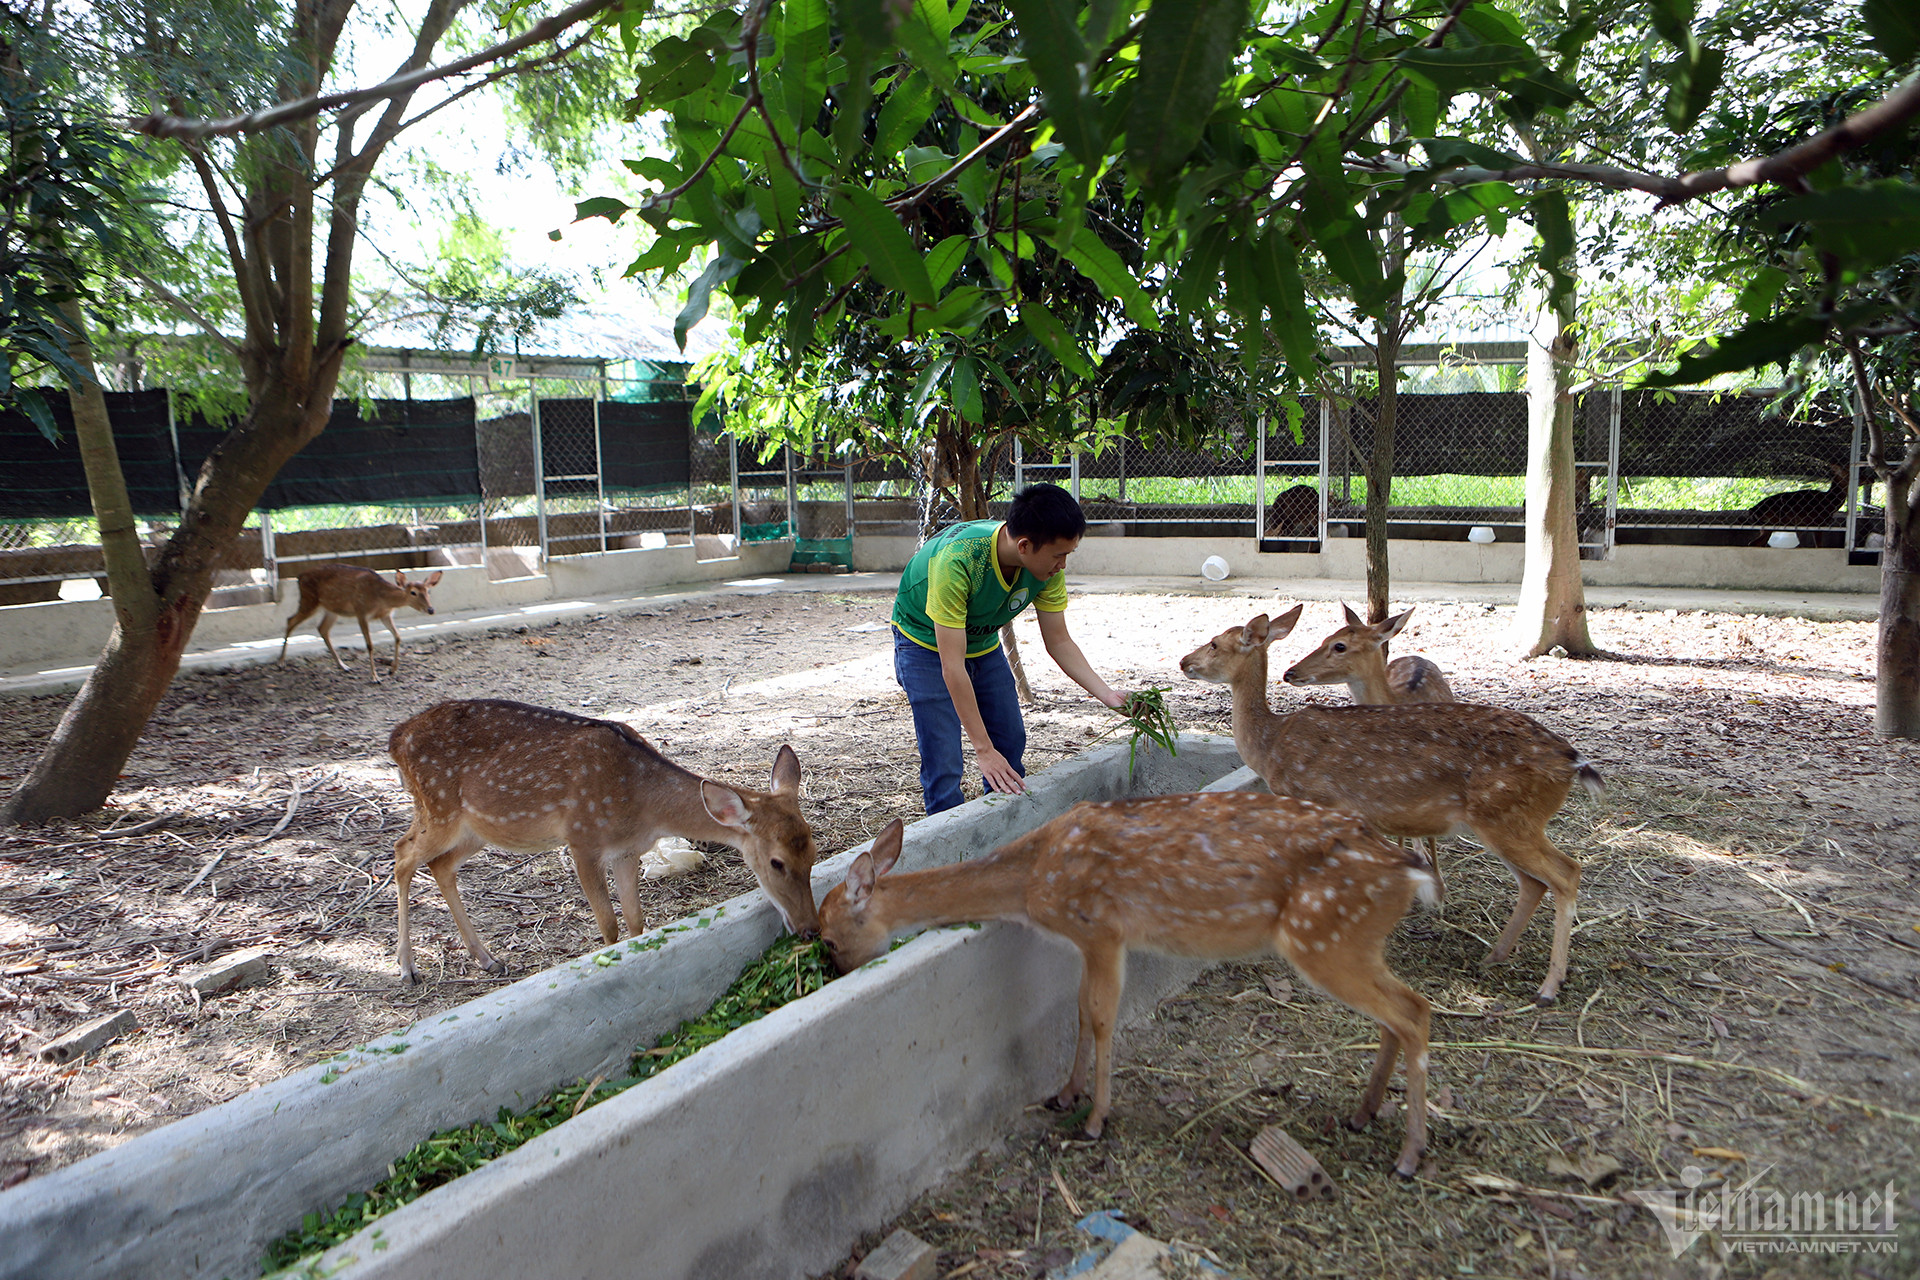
[1200,555,1230,581]
[1467,526,1496,544]
[1767,530,1800,549]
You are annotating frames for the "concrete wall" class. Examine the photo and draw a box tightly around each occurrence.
[0,543,796,675]
[0,735,1246,1280]
[0,529,1877,675]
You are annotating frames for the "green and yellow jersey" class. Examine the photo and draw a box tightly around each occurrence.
[892,520,1069,656]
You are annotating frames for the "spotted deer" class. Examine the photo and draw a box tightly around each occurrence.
[279,564,443,682]
[1284,603,1455,892]
[820,795,1438,1176]
[1181,609,1602,1003]
[388,699,821,984]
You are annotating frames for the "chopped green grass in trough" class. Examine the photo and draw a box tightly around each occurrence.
[1119,686,1179,768]
[263,935,834,1273]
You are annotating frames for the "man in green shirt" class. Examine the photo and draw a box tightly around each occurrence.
[892,483,1125,813]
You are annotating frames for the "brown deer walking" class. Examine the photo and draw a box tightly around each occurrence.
[1745,461,1860,545]
[388,699,821,984]
[1284,603,1455,892]
[820,796,1437,1175]
[1181,609,1602,1003]
[279,564,443,682]
[1265,484,1321,539]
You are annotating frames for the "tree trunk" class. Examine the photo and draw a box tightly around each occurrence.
[3,367,341,824]
[1366,315,1401,625]
[1875,479,1920,737]
[1513,299,1597,657]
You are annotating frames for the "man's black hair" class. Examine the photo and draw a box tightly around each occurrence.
[1006,482,1087,546]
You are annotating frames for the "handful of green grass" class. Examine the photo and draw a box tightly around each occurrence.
[1118,686,1180,767]
[263,935,835,1274]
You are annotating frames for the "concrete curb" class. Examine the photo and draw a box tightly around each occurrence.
[0,735,1244,1280]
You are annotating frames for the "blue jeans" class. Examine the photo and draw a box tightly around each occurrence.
[894,629,1026,815]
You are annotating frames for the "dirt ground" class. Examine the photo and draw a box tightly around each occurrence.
[2,586,1917,1278]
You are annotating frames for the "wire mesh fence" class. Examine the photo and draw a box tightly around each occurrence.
[0,346,1887,600]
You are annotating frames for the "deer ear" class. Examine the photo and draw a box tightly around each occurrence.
[1269,603,1304,642]
[701,780,750,830]
[393,569,409,584]
[868,818,904,878]
[845,851,878,909]
[1380,607,1413,639]
[1243,614,1270,648]
[423,571,443,587]
[769,744,801,795]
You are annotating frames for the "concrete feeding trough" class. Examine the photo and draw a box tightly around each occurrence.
[0,735,1259,1280]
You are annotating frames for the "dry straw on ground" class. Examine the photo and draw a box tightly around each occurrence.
[2,590,1916,1279]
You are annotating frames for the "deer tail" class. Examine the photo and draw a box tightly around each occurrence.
[1574,758,1605,799]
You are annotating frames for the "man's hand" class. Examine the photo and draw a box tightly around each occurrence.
[1097,687,1126,710]
[978,745,1026,795]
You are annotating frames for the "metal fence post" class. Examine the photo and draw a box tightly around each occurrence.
[1069,450,1080,502]
[1318,395,1332,542]
[473,378,489,571]
[784,448,798,536]
[1254,413,1267,540]
[1605,384,1622,559]
[592,391,608,554]
[844,457,855,541]
[531,379,548,565]
[260,511,277,594]
[1013,437,1024,491]
[729,432,742,545]
[1847,391,1868,553]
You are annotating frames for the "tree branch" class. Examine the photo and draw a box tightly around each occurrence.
[130,0,622,141]
[1665,72,1920,205]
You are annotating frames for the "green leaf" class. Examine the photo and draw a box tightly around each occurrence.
[16,388,56,444]
[633,35,716,104]
[1126,0,1251,192]
[625,230,698,276]
[1735,266,1789,322]
[875,73,935,154]
[831,185,936,304]
[676,254,746,350]
[926,235,970,290]
[1866,0,1920,65]
[1762,180,1920,269]
[952,355,984,423]
[1531,190,1575,308]
[895,10,960,92]
[834,0,895,48]
[1663,45,1724,132]
[1398,42,1537,98]
[1318,224,1384,305]
[573,196,632,224]
[909,352,955,424]
[781,0,831,128]
[1645,0,1695,50]
[1420,137,1527,172]
[1008,0,1104,165]
[1018,301,1097,378]
[1064,234,1158,329]
[1642,313,1829,387]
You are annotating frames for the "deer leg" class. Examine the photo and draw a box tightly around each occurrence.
[316,613,350,673]
[567,847,622,944]
[1071,942,1125,1139]
[382,614,404,677]
[425,838,499,975]
[357,614,380,682]
[1478,823,1581,1003]
[1291,945,1431,1176]
[610,843,648,939]
[278,604,317,662]
[394,822,425,984]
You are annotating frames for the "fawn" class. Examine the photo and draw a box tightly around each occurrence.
[1284,604,1453,706]
[1181,609,1601,1003]
[820,795,1438,1176]
[388,699,821,984]
[1284,603,1455,892]
[279,564,444,682]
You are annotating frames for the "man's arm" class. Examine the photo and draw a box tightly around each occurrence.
[935,623,1027,794]
[1036,609,1125,709]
